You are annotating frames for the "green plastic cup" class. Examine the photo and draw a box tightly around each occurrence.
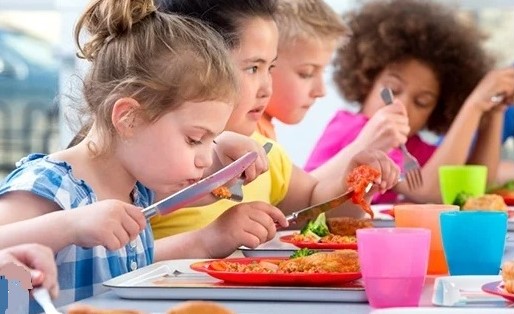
[438,165,487,205]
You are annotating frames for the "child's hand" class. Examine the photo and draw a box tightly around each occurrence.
[70,200,146,251]
[356,100,410,152]
[200,202,288,258]
[466,67,514,113]
[212,131,269,184]
[0,243,59,298]
[347,149,401,194]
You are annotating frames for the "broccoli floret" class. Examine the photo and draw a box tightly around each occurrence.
[290,248,316,259]
[299,213,330,237]
[452,191,473,208]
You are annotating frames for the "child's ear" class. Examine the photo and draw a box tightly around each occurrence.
[112,97,141,138]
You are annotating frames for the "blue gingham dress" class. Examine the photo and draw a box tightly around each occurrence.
[0,154,154,313]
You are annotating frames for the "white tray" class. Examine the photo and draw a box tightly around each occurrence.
[432,275,507,307]
[104,259,368,303]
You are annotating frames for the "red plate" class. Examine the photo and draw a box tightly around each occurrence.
[190,257,362,286]
[481,281,514,302]
[505,196,514,206]
[379,208,395,218]
[279,234,358,250]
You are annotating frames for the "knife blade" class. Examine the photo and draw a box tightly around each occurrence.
[285,182,373,226]
[142,151,258,218]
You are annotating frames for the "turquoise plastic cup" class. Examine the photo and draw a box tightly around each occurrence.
[357,228,431,308]
[440,211,507,275]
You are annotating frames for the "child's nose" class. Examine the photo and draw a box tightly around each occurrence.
[194,148,213,169]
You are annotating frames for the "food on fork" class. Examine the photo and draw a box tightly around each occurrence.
[461,194,507,211]
[167,301,235,314]
[211,186,232,199]
[346,165,380,218]
[501,260,514,293]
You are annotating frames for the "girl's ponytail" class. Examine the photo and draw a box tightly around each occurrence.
[75,0,156,61]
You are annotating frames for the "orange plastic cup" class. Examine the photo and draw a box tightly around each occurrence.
[394,204,458,274]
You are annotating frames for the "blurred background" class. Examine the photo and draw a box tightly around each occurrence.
[0,0,513,177]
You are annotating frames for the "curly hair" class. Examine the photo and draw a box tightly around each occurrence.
[333,0,493,134]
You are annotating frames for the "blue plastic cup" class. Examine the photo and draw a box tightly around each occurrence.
[440,211,507,275]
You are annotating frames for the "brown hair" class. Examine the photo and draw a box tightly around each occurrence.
[275,0,348,48]
[72,0,238,154]
[333,0,493,134]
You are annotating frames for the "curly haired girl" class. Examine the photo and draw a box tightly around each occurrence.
[305,0,514,203]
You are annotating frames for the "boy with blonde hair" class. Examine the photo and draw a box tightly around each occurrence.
[257,0,348,139]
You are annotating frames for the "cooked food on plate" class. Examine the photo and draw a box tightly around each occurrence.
[502,260,514,294]
[346,165,380,218]
[208,249,359,274]
[292,213,371,244]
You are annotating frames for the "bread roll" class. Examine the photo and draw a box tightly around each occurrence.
[167,301,234,314]
[502,260,514,293]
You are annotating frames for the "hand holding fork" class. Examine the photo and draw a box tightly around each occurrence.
[380,87,424,190]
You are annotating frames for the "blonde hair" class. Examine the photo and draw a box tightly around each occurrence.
[73,0,238,155]
[275,0,348,47]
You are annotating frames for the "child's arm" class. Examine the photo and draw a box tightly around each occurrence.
[278,149,400,216]
[0,194,146,252]
[394,67,514,202]
[0,243,59,298]
[153,201,288,260]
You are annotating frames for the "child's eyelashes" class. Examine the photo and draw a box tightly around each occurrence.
[186,137,203,146]
[244,66,259,74]
[299,72,314,79]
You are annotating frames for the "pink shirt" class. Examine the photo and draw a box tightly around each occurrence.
[305,110,436,203]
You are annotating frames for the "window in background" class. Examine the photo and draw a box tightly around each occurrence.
[0,11,60,176]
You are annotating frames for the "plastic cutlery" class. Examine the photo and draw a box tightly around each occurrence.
[33,287,62,314]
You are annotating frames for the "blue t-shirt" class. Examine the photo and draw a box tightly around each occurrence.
[503,106,514,143]
[0,154,155,312]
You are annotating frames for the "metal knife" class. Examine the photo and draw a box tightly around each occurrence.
[142,151,258,218]
[285,182,373,226]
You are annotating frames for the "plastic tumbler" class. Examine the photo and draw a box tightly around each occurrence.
[394,204,458,274]
[357,228,431,308]
[438,165,487,205]
[440,211,507,275]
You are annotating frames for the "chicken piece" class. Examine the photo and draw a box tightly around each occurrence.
[278,249,359,273]
[327,217,373,236]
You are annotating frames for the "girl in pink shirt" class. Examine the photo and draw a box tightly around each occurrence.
[305,0,514,203]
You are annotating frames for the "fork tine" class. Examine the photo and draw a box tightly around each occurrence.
[406,171,414,190]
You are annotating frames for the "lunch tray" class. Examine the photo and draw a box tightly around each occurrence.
[104,259,368,303]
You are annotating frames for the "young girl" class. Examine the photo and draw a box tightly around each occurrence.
[305,0,514,203]
[0,0,285,309]
[151,0,400,241]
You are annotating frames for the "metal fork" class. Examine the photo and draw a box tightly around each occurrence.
[226,142,273,202]
[380,87,423,190]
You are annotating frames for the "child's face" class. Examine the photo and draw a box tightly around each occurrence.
[362,59,440,136]
[266,37,336,124]
[224,17,279,136]
[120,100,233,195]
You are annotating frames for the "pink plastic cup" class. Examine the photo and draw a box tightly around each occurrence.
[357,228,431,308]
